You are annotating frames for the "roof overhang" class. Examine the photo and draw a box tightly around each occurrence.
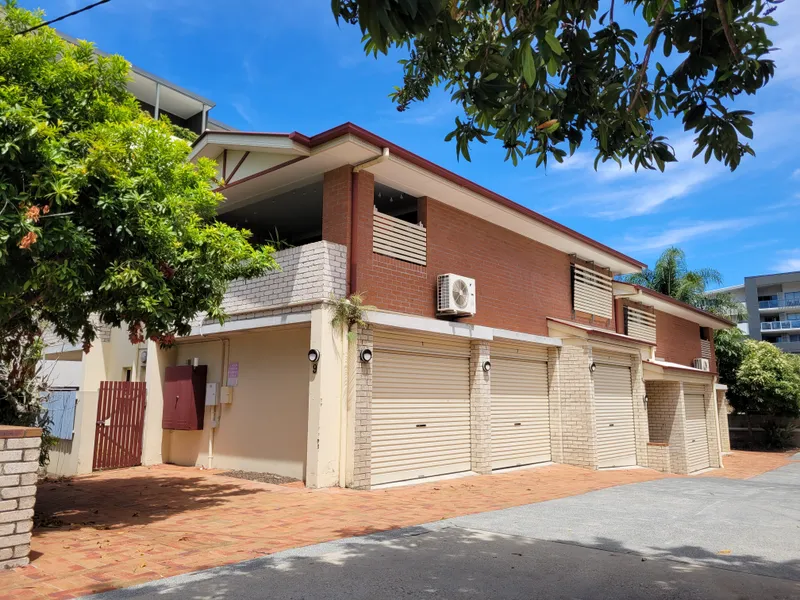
[614,282,734,329]
[547,317,653,354]
[644,359,716,382]
[191,124,646,275]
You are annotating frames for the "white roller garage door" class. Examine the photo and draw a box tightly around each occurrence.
[684,384,710,472]
[491,342,551,470]
[593,353,637,468]
[371,330,471,486]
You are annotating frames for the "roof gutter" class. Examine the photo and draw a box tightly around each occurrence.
[349,147,390,295]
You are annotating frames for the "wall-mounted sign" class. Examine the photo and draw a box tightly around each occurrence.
[227,362,239,387]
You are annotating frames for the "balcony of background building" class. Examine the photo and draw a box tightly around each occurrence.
[760,320,800,333]
[758,297,800,312]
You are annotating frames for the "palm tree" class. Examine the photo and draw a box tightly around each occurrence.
[619,247,743,319]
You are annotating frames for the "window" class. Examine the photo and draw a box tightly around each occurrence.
[785,291,800,303]
[788,313,800,323]
[789,335,800,343]
[123,367,132,382]
[699,327,709,340]
[758,294,778,302]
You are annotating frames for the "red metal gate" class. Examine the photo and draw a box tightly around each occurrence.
[93,381,147,471]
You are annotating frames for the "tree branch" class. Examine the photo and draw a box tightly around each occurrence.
[628,0,671,112]
[715,0,742,59]
[610,0,615,24]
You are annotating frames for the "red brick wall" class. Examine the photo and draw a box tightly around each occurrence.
[343,172,613,337]
[655,310,716,371]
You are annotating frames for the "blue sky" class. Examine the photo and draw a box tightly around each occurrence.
[25,0,800,288]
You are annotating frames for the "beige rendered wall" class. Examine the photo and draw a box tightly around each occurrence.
[164,326,311,481]
[212,327,310,479]
[716,389,731,452]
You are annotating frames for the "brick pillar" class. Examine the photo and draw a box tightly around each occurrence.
[704,383,722,468]
[351,170,374,295]
[547,346,564,463]
[557,344,597,468]
[470,340,491,474]
[0,426,41,569]
[630,353,650,467]
[716,389,731,452]
[322,166,352,247]
[646,381,688,474]
[351,326,373,490]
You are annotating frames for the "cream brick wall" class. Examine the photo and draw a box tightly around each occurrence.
[646,381,689,474]
[646,443,671,473]
[717,389,731,452]
[0,431,40,569]
[469,340,491,474]
[630,353,650,467]
[556,345,597,468]
[547,346,564,464]
[703,383,722,468]
[351,326,373,490]
[221,241,347,315]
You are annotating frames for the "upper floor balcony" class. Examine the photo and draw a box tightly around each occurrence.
[760,320,800,334]
[758,298,800,313]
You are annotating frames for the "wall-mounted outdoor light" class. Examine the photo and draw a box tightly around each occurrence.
[482,360,491,373]
[589,362,597,373]
[644,395,649,409]
[360,348,373,363]
[308,349,320,374]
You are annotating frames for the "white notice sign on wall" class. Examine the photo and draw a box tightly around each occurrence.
[227,362,239,387]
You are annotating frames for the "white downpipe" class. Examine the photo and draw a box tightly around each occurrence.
[154,83,161,119]
[208,338,230,469]
[353,147,390,172]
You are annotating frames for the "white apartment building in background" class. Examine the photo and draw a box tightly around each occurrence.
[710,271,800,354]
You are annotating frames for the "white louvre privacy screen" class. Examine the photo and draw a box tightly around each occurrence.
[370,329,470,485]
[684,384,711,472]
[625,306,657,344]
[593,352,636,468]
[572,263,613,319]
[490,341,551,469]
[373,210,427,266]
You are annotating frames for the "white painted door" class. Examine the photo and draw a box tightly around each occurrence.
[371,330,471,486]
[684,385,710,472]
[491,343,550,470]
[593,358,637,468]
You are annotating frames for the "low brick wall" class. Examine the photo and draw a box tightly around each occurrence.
[0,425,41,569]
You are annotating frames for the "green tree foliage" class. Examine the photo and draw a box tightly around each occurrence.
[714,326,748,390]
[0,4,276,354]
[735,341,800,417]
[333,0,780,170]
[619,247,743,317]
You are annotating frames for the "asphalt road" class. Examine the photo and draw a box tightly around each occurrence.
[87,461,800,600]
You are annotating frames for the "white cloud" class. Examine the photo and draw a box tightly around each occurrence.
[772,1,800,87]
[767,194,800,210]
[773,250,800,273]
[231,98,258,127]
[620,218,756,252]
[792,168,800,179]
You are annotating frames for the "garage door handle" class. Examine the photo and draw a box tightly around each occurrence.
[609,423,614,427]
[416,424,426,428]
[514,423,522,426]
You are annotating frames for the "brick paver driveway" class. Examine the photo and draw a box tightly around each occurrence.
[0,451,792,599]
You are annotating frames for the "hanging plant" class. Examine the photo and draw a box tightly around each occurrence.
[330,293,376,342]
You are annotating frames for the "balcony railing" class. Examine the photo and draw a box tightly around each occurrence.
[761,320,800,332]
[758,298,800,309]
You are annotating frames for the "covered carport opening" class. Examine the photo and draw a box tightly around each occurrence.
[644,363,719,474]
[162,323,311,481]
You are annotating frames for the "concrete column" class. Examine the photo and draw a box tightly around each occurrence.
[469,340,491,474]
[141,341,176,466]
[630,353,650,467]
[717,389,731,452]
[547,346,564,463]
[558,344,597,468]
[306,305,344,488]
[350,326,373,489]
